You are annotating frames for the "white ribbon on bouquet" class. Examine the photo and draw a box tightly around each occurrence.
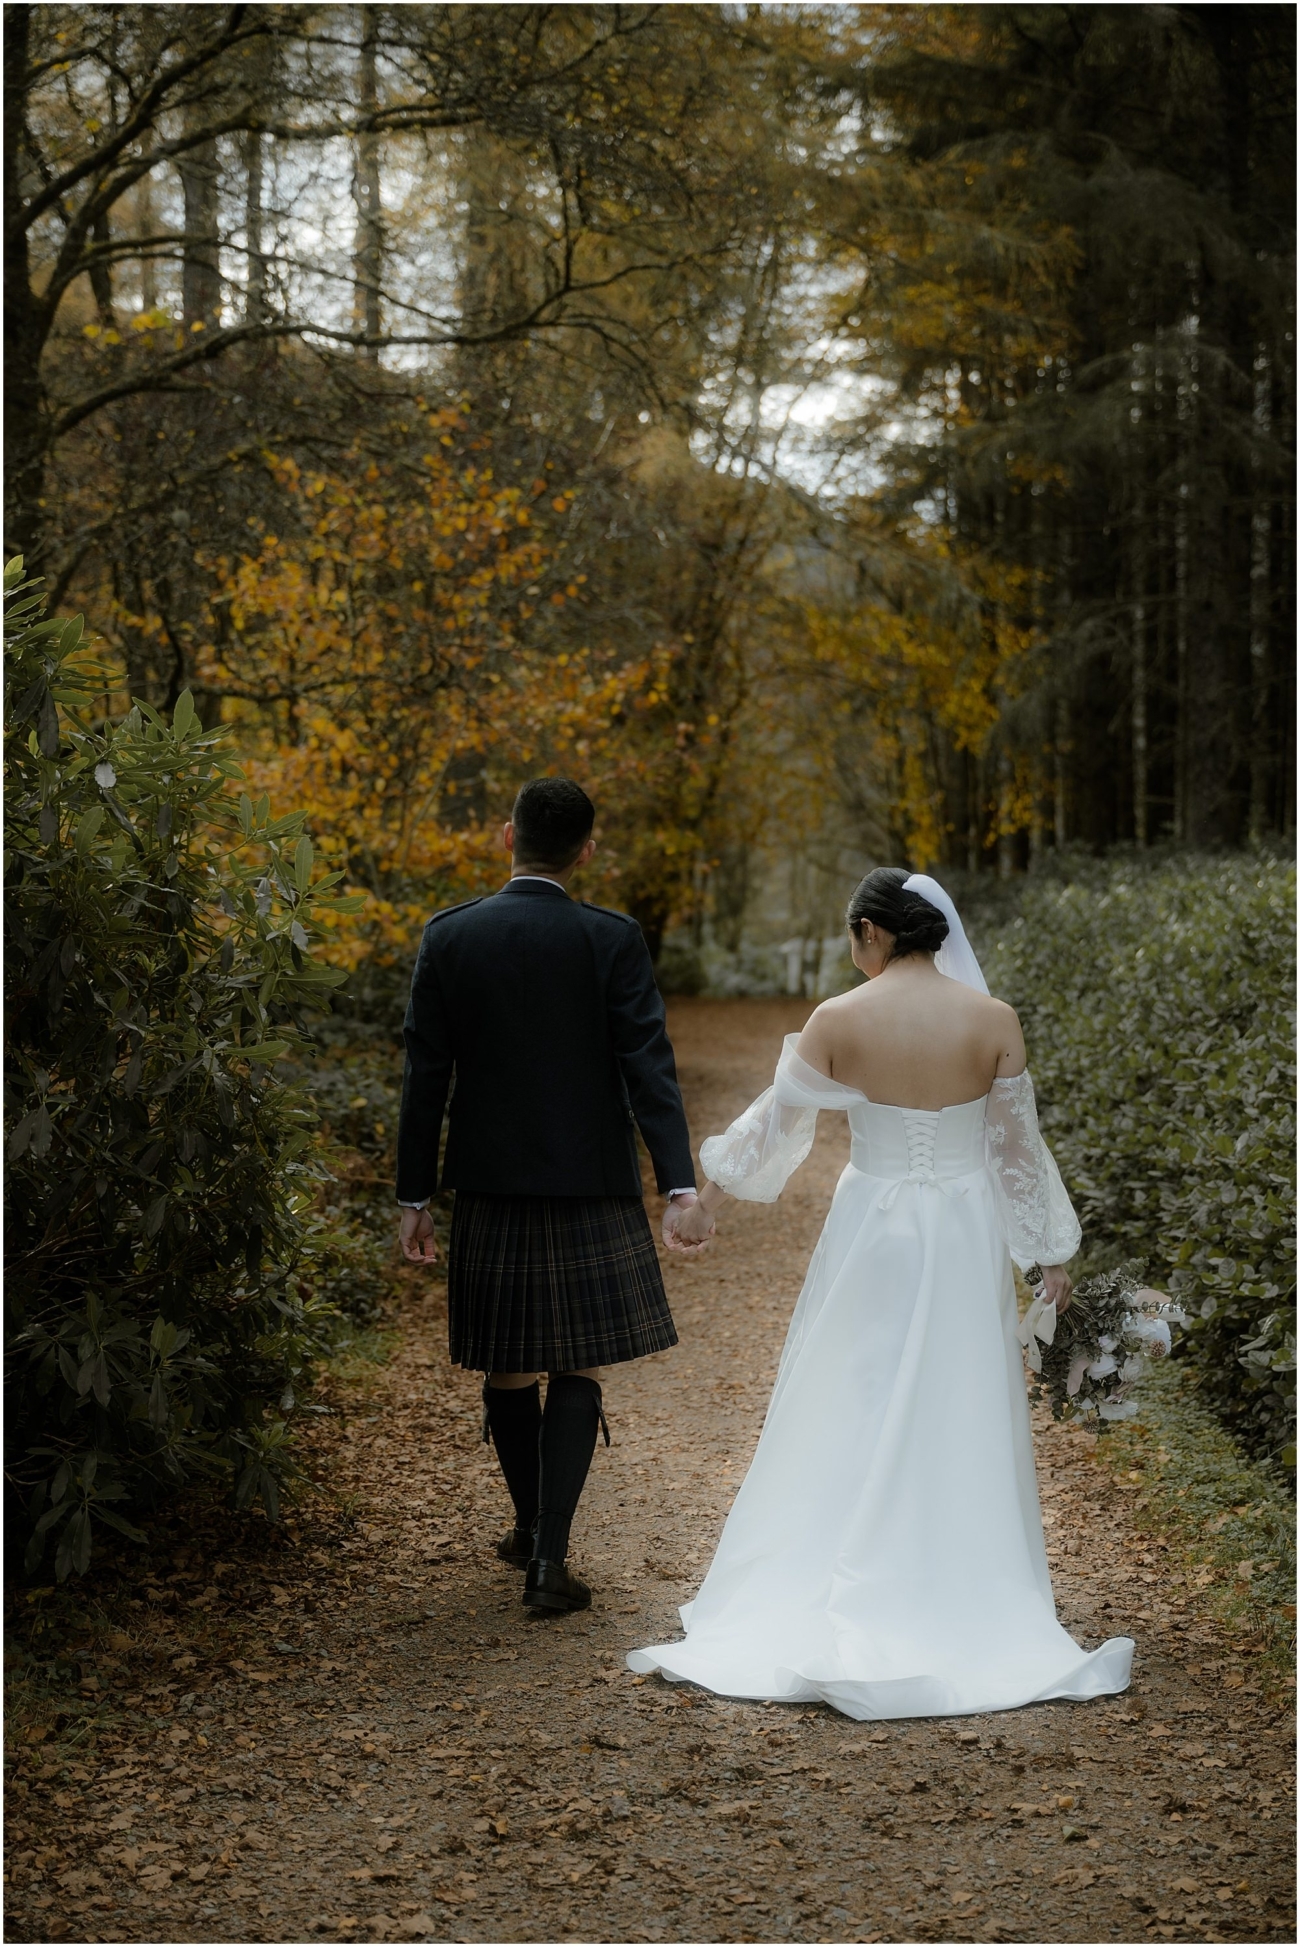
[1017,1286,1059,1373]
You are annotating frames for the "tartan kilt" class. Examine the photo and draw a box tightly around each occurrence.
[447,1192,678,1373]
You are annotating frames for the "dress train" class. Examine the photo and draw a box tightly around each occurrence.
[628,1038,1133,1719]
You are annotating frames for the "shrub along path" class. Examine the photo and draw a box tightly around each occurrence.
[6,1000,1295,1945]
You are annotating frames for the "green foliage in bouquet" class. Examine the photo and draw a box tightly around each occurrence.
[1021,1261,1187,1428]
[4,560,366,1579]
[983,853,1296,1468]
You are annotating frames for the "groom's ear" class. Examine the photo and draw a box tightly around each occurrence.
[503,820,515,856]
[578,836,596,866]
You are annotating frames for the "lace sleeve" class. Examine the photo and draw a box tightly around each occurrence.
[699,1034,864,1203]
[985,1071,1082,1270]
[698,1087,818,1203]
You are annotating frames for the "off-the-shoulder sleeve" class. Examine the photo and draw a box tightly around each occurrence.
[699,1035,862,1203]
[984,1071,1082,1269]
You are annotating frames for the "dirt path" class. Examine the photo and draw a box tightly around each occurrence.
[7,1000,1294,1945]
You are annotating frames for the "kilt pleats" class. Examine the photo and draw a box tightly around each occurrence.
[447,1193,678,1373]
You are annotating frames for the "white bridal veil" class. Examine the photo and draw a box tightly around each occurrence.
[903,872,990,994]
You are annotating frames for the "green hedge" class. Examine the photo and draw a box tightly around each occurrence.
[1093,1356,1295,1683]
[4,562,364,1578]
[979,852,1295,1470]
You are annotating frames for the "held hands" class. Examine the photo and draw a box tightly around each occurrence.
[662,1190,716,1255]
[399,1205,438,1266]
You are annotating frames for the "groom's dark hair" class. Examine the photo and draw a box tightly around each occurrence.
[511,777,595,871]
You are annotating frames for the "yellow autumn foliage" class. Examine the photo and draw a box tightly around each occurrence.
[174,415,713,962]
[805,539,1043,869]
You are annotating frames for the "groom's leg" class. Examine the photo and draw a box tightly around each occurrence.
[483,1374,542,1543]
[533,1370,605,1567]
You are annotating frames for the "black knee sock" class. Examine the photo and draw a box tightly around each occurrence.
[482,1380,541,1533]
[534,1373,605,1564]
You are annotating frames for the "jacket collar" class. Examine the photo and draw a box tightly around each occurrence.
[499,876,571,899]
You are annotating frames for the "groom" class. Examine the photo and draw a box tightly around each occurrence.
[395,777,705,1614]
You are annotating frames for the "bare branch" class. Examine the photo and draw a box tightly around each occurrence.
[17,8,271,233]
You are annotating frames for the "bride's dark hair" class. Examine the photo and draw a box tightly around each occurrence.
[846,867,949,960]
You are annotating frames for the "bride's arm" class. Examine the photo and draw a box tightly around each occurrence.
[993,1006,1028,1079]
[794,1003,836,1078]
[987,1009,1077,1305]
[985,1062,1082,1294]
[703,1085,819,1196]
[667,1069,824,1252]
[669,1177,727,1247]
[668,1029,863,1250]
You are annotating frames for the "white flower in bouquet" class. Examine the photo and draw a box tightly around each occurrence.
[1019,1262,1189,1429]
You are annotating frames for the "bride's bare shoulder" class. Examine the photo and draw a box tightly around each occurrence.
[980,992,1022,1032]
[977,993,1026,1070]
[794,994,858,1070]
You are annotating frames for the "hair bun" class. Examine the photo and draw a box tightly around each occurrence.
[845,866,949,963]
[893,891,949,955]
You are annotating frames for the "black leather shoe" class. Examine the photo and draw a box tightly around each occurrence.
[495,1526,533,1568]
[523,1558,592,1614]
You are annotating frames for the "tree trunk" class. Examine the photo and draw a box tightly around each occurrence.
[965,750,980,873]
[89,210,115,328]
[138,163,158,312]
[353,12,382,358]
[1048,520,1073,851]
[244,129,267,326]
[178,139,221,328]
[996,746,1014,880]
[3,4,48,562]
[1183,442,1235,845]
[1276,342,1297,838]
[1131,507,1149,848]
[1028,709,1045,870]
[628,897,669,966]
[1188,10,1255,848]
[173,125,221,718]
[1172,470,1189,843]
[1247,502,1272,843]
[438,752,487,829]
[1247,345,1273,841]
[457,128,533,395]
[1053,695,1069,849]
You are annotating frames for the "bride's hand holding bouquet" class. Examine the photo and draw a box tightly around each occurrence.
[1040,1263,1073,1312]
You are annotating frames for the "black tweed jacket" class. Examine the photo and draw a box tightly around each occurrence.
[396,878,695,1200]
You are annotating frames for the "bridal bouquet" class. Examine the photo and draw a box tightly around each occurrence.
[1018,1261,1189,1427]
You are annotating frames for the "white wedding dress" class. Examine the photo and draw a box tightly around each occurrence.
[628,1035,1134,1720]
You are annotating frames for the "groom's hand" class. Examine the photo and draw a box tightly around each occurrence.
[399,1205,438,1265]
[662,1191,714,1255]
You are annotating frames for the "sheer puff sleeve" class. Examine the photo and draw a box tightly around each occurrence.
[699,1034,861,1203]
[984,1071,1082,1270]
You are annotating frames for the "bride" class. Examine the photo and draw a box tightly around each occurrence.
[634,868,1133,1721]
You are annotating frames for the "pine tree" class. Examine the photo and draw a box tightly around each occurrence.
[821,3,1295,860]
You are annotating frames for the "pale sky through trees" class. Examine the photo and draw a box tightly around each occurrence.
[9,1,1292,893]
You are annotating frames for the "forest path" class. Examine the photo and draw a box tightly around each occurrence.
[10,1001,1293,1947]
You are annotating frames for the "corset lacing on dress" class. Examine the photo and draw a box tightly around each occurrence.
[872,1108,971,1209]
[901,1109,938,1176]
